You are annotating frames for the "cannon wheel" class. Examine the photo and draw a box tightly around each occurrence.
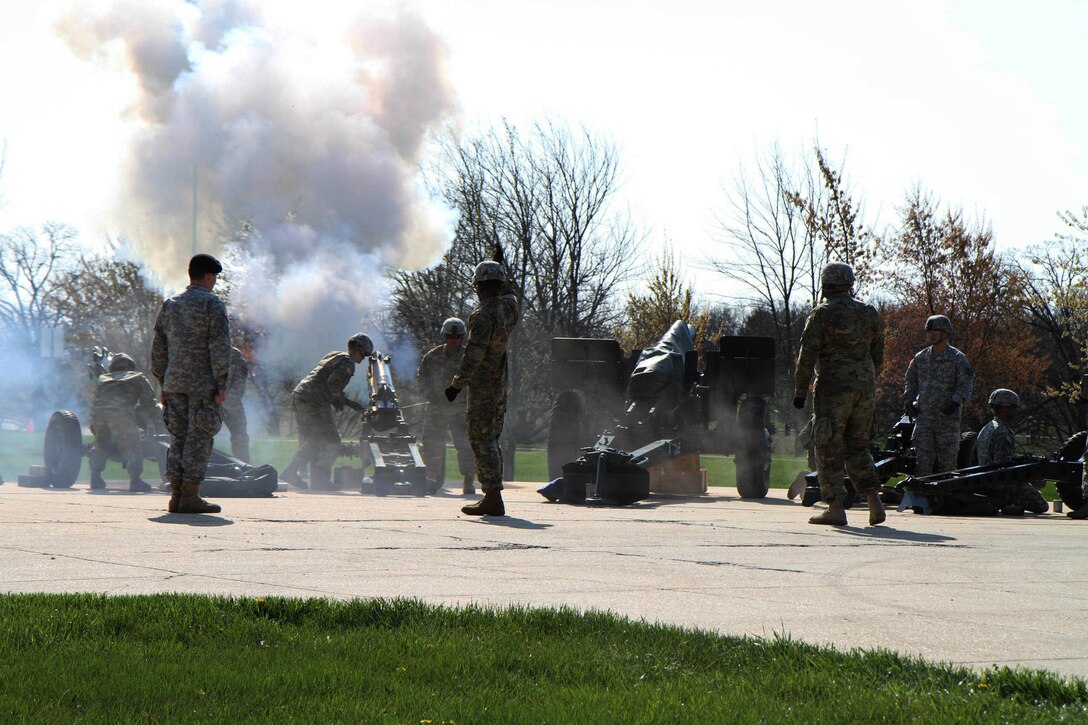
[957,431,978,469]
[44,411,83,488]
[547,390,586,482]
[735,396,770,499]
[1055,431,1086,510]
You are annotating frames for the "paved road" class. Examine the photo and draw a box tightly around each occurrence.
[1,481,1085,679]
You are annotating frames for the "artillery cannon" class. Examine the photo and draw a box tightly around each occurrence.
[339,350,428,496]
[33,347,277,497]
[545,321,776,505]
[799,417,1087,515]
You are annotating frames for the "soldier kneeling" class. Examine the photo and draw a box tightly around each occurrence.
[89,353,160,492]
[976,388,1048,515]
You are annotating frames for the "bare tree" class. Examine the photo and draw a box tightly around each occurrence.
[0,222,77,351]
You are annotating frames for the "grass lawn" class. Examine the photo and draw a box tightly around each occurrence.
[0,595,1083,723]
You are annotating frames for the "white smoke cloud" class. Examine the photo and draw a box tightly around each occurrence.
[55,0,455,375]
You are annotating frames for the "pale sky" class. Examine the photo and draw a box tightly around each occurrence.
[1,0,1085,298]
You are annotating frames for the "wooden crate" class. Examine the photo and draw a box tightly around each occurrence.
[648,454,708,495]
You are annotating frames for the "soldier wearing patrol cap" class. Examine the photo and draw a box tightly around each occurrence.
[976,388,1048,515]
[902,314,974,476]
[151,253,232,514]
[282,333,373,490]
[793,261,886,526]
[416,317,476,494]
[445,260,519,516]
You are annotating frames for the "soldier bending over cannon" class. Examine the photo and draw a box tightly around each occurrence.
[282,333,373,490]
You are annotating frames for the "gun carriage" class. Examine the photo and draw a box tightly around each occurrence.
[546,321,776,505]
[338,350,428,496]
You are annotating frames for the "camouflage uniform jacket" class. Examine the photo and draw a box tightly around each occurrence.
[227,347,249,399]
[452,292,519,391]
[90,371,158,422]
[151,285,232,393]
[976,418,1014,466]
[293,351,356,408]
[794,294,884,397]
[902,345,974,416]
[417,344,465,406]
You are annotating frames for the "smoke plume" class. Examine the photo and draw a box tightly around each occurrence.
[56,0,455,373]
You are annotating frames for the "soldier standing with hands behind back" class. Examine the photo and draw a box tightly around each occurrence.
[151,253,232,515]
[445,257,519,517]
[902,315,974,476]
[793,262,886,527]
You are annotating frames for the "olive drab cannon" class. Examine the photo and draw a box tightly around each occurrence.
[33,347,278,496]
[339,350,428,495]
[545,321,776,505]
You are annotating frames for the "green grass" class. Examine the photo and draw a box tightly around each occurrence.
[0,595,1082,723]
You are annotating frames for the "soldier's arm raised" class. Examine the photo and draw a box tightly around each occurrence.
[793,311,822,397]
[451,313,493,389]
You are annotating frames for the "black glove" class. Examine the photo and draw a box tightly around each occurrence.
[445,386,460,402]
[792,396,806,410]
[941,400,960,415]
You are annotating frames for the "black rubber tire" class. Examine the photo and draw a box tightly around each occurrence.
[735,396,771,499]
[547,390,586,481]
[1056,431,1087,461]
[44,411,83,488]
[957,431,978,469]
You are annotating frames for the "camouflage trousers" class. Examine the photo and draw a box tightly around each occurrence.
[913,416,961,476]
[466,385,507,494]
[1006,483,1049,514]
[221,399,250,462]
[89,412,144,480]
[812,384,880,503]
[291,397,341,472]
[421,403,474,485]
[162,392,221,485]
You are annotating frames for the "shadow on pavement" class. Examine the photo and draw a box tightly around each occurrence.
[834,526,956,544]
[469,516,552,530]
[148,514,234,527]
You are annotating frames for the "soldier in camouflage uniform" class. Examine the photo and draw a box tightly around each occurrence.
[902,315,974,476]
[282,333,373,490]
[151,254,232,514]
[221,346,250,462]
[976,388,1048,515]
[445,261,519,517]
[88,353,159,492]
[793,262,886,526]
[417,318,475,495]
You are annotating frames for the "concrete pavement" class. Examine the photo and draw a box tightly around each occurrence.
[1,481,1085,679]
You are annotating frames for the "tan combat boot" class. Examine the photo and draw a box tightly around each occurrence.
[167,479,183,513]
[177,482,222,514]
[809,499,847,526]
[280,457,308,489]
[866,492,886,526]
[461,490,505,516]
[129,477,152,493]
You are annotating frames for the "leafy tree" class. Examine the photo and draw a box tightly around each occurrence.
[616,249,721,352]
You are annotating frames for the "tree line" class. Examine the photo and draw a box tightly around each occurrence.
[2,122,1086,459]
